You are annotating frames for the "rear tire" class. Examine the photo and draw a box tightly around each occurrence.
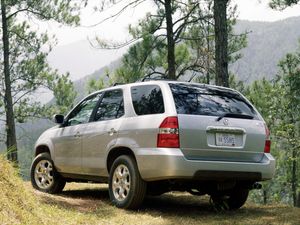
[109,155,147,209]
[211,188,249,210]
[30,153,66,194]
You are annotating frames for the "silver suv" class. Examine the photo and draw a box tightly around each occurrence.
[31,81,275,209]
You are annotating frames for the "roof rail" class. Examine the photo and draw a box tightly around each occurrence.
[141,75,176,82]
[113,83,125,86]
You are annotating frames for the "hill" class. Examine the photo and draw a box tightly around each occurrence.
[48,16,300,88]
[0,156,43,224]
[48,40,126,81]
[73,58,121,101]
[232,16,300,82]
[0,156,300,225]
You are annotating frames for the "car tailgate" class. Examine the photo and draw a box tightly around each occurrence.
[178,114,266,163]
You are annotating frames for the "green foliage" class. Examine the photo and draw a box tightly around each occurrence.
[185,1,247,84]
[50,74,77,115]
[114,34,166,83]
[86,77,106,94]
[227,4,248,63]
[270,0,300,9]
[0,0,83,122]
[1,20,77,121]
[245,78,284,204]
[111,0,247,84]
[245,78,282,124]
[228,73,246,93]
[246,46,300,206]
[0,0,84,162]
[6,0,82,25]
[276,49,300,206]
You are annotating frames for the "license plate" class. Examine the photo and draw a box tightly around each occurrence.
[216,133,236,146]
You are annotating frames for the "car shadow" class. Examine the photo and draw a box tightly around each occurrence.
[37,185,283,223]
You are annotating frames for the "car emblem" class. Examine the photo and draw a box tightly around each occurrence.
[223,118,229,126]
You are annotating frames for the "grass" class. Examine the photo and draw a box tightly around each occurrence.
[0,156,299,225]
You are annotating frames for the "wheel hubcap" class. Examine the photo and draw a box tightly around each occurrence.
[34,160,54,189]
[112,164,131,201]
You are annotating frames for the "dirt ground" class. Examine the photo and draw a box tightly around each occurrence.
[30,183,300,225]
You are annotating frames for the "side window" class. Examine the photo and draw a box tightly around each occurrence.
[131,85,164,115]
[94,89,124,121]
[67,94,101,126]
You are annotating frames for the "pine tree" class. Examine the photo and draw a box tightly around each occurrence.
[0,0,84,163]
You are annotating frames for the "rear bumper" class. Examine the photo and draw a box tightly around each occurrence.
[135,148,275,182]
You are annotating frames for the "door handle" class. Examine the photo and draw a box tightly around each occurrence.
[74,132,81,138]
[108,128,117,136]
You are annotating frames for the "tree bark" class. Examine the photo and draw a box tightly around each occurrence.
[164,0,176,80]
[291,147,297,207]
[206,18,211,84]
[214,0,229,87]
[1,0,18,163]
[263,189,268,204]
[296,191,300,207]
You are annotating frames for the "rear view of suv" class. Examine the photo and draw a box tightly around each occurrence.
[31,81,275,209]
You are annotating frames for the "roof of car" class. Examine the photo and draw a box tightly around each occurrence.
[134,80,237,93]
[88,80,238,97]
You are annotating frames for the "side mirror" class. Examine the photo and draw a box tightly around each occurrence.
[53,114,64,124]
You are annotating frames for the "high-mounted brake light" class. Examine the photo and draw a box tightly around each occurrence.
[264,124,271,153]
[157,117,180,148]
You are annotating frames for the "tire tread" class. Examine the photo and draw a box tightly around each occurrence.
[30,152,66,194]
[109,155,146,209]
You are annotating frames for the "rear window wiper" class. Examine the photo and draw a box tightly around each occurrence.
[216,113,254,121]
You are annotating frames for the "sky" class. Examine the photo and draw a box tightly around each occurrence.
[44,0,300,47]
[234,0,300,21]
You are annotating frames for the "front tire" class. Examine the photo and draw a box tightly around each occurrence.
[30,153,66,194]
[109,155,147,209]
[211,188,249,210]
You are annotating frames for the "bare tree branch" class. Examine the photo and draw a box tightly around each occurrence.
[83,0,146,28]
[7,8,30,20]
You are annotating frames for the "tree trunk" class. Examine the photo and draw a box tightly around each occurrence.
[214,0,229,87]
[1,0,18,163]
[296,124,300,208]
[296,191,300,207]
[291,147,297,207]
[206,19,211,84]
[263,189,268,204]
[164,0,176,80]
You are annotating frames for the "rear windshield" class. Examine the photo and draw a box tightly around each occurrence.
[169,83,258,119]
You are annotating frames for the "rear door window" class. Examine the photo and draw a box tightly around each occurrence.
[131,85,165,115]
[93,89,124,121]
[169,83,258,119]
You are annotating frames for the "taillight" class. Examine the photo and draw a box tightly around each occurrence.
[264,124,271,153]
[157,116,180,148]
[264,140,271,153]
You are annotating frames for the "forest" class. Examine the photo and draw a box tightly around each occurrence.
[0,0,299,210]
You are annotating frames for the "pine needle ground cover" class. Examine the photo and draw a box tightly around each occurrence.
[0,156,299,225]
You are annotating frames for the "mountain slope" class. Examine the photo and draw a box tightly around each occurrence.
[232,16,300,82]
[67,16,300,92]
[48,40,126,81]
[73,59,121,100]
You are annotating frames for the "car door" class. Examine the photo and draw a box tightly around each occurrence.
[53,93,101,174]
[81,89,124,176]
